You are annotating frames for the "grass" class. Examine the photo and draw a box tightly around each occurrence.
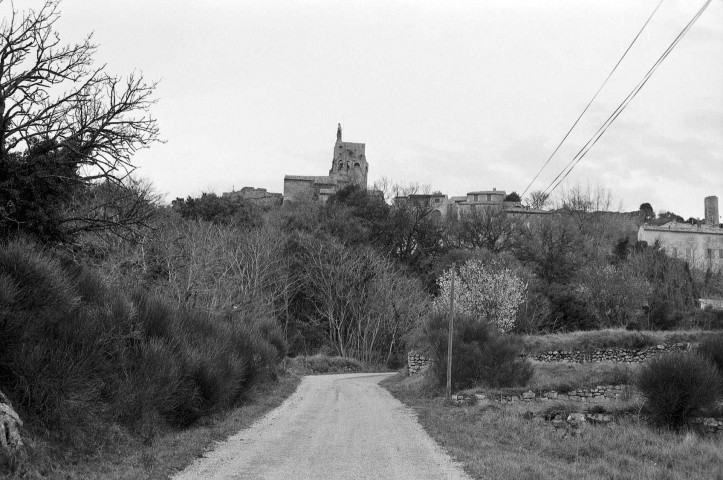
[382,372,723,480]
[17,373,302,479]
[516,328,713,355]
[284,354,369,374]
[527,361,636,392]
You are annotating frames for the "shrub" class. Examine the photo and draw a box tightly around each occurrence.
[636,352,723,428]
[697,334,723,374]
[0,239,286,448]
[424,312,534,391]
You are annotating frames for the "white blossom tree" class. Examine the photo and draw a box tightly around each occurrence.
[434,258,527,333]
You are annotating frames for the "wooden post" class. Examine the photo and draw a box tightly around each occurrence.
[446,267,455,400]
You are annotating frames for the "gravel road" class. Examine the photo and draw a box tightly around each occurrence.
[173,372,471,480]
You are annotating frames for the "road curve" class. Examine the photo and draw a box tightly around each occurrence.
[173,372,471,480]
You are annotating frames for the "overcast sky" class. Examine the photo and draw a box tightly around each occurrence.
[51,0,722,218]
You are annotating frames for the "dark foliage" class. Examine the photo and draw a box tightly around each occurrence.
[424,313,534,391]
[544,283,597,332]
[0,239,284,442]
[639,203,654,222]
[636,352,722,428]
[697,334,723,374]
[504,192,521,202]
[172,192,262,227]
[0,142,81,242]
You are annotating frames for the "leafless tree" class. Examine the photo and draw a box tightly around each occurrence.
[0,1,160,238]
[452,206,521,253]
[525,190,549,210]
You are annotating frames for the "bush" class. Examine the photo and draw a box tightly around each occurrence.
[636,352,723,428]
[697,334,723,374]
[0,239,286,447]
[424,313,534,391]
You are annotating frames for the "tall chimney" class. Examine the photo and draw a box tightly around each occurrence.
[705,196,719,227]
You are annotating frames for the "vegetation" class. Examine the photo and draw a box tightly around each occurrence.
[636,352,723,428]
[697,334,723,373]
[0,0,160,243]
[422,313,534,391]
[0,239,283,436]
[0,5,720,475]
[285,355,366,375]
[435,257,527,333]
[383,371,723,480]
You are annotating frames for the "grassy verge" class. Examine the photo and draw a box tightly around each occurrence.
[21,373,301,480]
[382,373,723,480]
[517,329,713,355]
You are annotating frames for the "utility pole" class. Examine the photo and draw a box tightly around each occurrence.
[446,267,455,400]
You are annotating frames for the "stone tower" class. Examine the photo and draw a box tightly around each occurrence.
[329,123,368,187]
[705,196,719,226]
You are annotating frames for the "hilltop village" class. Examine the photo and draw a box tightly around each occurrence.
[225,125,722,274]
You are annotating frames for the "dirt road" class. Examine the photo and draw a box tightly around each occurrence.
[173,372,471,480]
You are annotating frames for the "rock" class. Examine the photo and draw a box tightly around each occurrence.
[586,413,612,425]
[703,418,719,429]
[0,390,25,467]
[551,414,566,429]
[522,390,536,400]
[566,413,586,428]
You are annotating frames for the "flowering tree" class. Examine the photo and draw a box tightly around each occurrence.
[434,259,526,333]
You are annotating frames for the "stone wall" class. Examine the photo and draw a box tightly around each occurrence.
[407,351,431,375]
[528,342,692,363]
[409,342,694,374]
[455,385,633,405]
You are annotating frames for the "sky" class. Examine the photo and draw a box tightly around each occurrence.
[46,0,723,218]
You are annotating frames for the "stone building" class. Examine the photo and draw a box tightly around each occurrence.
[394,188,548,220]
[283,124,368,204]
[638,196,723,272]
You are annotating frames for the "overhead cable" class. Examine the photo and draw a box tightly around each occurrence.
[520,0,664,198]
[541,0,713,200]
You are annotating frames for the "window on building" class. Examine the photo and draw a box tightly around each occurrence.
[719,249,723,259]
[686,248,692,258]
[486,194,492,201]
[707,248,713,259]
[672,247,678,257]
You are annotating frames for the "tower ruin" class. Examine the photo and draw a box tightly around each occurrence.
[329,123,368,187]
[705,196,719,227]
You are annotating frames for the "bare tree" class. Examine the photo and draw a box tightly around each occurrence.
[552,182,615,213]
[452,206,521,253]
[526,190,549,210]
[0,1,160,239]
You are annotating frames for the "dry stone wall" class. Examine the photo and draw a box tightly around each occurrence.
[452,385,632,405]
[407,351,431,375]
[528,342,692,363]
[408,342,693,374]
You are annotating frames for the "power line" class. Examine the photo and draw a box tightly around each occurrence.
[520,0,664,199]
[541,0,713,200]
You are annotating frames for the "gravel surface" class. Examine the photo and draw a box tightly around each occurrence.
[173,372,471,480]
